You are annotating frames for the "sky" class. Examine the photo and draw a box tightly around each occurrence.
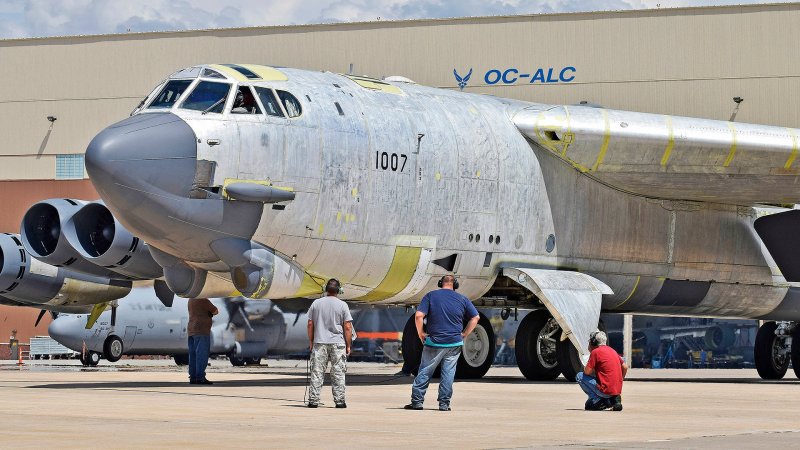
[0,0,794,39]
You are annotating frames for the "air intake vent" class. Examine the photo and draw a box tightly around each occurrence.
[432,254,458,271]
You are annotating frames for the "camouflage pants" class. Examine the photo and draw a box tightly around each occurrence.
[309,343,347,405]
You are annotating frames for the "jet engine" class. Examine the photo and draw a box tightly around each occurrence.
[63,202,163,279]
[0,233,131,307]
[20,199,121,278]
[210,238,305,299]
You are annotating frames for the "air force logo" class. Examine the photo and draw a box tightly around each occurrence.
[453,68,472,91]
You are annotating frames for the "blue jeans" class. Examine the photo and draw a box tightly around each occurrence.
[188,335,211,381]
[411,345,461,409]
[576,372,611,404]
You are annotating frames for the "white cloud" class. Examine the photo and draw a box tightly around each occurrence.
[0,0,795,39]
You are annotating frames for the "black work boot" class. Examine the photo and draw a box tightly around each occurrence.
[611,395,623,411]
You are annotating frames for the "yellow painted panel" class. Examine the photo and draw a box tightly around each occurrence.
[591,109,611,172]
[208,64,288,82]
[356,246,421,301]
[241,64,289,81]
[660,116,675,166]
[294,273,327,298]
[344,75,403,95]
[784,128,799,169]
[723,122,738,167]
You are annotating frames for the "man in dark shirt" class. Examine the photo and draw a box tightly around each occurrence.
[576,331,627,411]
[187,298,218,385]
[404,275,479,411]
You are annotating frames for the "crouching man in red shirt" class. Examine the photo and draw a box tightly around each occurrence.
[576,331,627,411]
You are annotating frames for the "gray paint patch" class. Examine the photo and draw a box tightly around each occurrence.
[650,280,711,307]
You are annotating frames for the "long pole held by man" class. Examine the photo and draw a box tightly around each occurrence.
[307,278,353,408]
[405,274,479,411]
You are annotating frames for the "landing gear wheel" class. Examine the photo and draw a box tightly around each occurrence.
[755,321,789,379]
[456,312,496,379]
[792,326,800,380]
[401,314,423,375]
[80,351,100,367]
[173,355,190,366]
[229,353,246,367]
[515,310,561,380]
[557,338,583,382]
[247,357,262,365]
[103,336,123,363]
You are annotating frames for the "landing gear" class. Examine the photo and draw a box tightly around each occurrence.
[401,314,423,375]
[174,355,190,366]
[556,338,583,382]
[755,321,790,379]
[80,351,100,367]
[400,311,495,379]
[515,310,561,380]
[516,310,600,381]
[792,326,800,380]
[229,353,247,367]
[103,336,124,363]
[456,313,495,379]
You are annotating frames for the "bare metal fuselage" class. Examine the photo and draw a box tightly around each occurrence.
[93,66,799,321]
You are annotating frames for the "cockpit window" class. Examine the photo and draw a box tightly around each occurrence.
[231,86,262,114]
[254,87,284,117]
[180,81,231,114]
[148,80,192,109]
[276,90,302,118]
[202,68,225,79]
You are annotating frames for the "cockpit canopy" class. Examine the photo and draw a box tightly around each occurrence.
[133,64,302,118]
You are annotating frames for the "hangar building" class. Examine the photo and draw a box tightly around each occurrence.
[0,2,797,345]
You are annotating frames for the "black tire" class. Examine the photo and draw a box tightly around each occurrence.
[103,336,124,363]
[401,314,423,375]
[173,354,190,366]
[86,351,100,367]
[247,357,262,365]
[557,338,583,382]
[515,310,561,380]
[755,321,789,380]
[229,353,247,367]
[792,326,800,380]
[456,312,496,379]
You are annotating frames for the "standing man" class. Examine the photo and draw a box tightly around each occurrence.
[405,274,480,412]
[576,331,627,411]
[307,279,353,408]
[187,298,218,385]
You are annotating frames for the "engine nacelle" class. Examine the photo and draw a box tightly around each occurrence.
[20,199,121,278]
[210,238,304,299]
[0,233,131,306]
[63,202,163,279]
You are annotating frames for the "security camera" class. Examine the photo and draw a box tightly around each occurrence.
[733,97,744,104]
[47,116,57,122]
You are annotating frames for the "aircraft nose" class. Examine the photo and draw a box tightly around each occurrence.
[48,317,81,350]
[85,112,198,199]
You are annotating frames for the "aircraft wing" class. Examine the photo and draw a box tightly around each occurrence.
[514,105,800,206]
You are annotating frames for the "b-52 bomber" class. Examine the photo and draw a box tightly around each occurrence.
[5,63,800,381]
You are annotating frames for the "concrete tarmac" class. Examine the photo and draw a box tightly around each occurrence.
[1,360,798,449]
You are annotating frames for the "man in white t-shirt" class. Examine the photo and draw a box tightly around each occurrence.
[307,278,353,408]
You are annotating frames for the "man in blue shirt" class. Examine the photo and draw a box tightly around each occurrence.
[405,275,480,411]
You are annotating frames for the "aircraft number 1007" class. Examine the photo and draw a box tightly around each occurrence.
[375,151,407,172]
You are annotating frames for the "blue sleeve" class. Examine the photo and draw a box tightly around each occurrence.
[418,293,430,315]
[464,296,478,318]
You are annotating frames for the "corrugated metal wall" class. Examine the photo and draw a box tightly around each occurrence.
[0,3,798,180]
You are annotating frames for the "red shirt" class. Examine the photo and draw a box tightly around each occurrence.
[586,345,624,395]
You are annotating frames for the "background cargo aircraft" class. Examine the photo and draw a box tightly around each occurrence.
[48,287,308,366]
[6,63,800,382]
